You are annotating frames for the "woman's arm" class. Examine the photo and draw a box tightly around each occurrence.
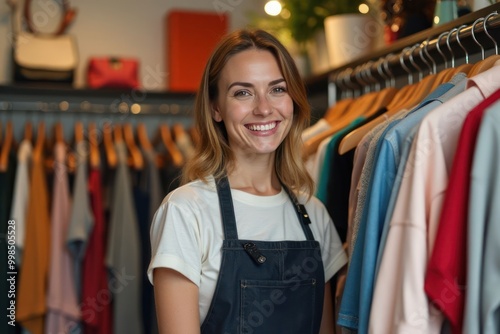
[319,281,335,334]
[153,268,200,334]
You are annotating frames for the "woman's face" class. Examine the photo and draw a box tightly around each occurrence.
[212,49,294,159]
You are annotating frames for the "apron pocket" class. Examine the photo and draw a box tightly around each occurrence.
[239,278,317,334]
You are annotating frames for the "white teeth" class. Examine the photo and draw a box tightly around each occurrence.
[248,122,277,131]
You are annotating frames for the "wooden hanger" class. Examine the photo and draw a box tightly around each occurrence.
[155,123,184,167]
[88,122,101,169]
[66,121,84,173]
[0,121,14,172]
[137,122,153,152]
[470,55,500,76]
[103,122,117,168]
[302,89,387,159]
[74,121,84,144]
[24,121,33,142]
[54,122,65,144]
[33,121,45,162]
[337,48,429,155]
[323,98,354,125]
[123,123,144,170]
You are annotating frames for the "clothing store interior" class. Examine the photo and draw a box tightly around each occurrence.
[1,0,500,333]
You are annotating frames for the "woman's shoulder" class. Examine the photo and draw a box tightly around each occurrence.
[162,176,218,207]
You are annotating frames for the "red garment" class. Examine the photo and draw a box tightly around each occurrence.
[424,88,500,333]
[81,169,112,334]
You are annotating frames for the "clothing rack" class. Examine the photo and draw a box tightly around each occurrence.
[326,3,500,105]
[0,85,195,115]
[0,85,196,140]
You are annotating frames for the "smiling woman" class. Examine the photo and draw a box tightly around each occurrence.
[211,49,294,158]
[148,29,348,334]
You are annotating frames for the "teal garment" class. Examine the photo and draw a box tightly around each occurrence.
[338,74,465,331]
[316,117,366,203]
[465,97,500,334]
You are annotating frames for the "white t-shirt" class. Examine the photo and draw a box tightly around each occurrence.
[148,176,347,323]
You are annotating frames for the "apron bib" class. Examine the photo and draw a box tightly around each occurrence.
[200,176,325,334]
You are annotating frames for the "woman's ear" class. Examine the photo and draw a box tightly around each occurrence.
[211,104,223,122]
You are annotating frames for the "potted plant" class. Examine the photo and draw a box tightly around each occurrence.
[280,0,379,69]
[249,0,379,74]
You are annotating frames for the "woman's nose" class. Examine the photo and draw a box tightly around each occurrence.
[253,95,273,116]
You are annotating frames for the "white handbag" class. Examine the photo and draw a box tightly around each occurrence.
[8,0,78,84]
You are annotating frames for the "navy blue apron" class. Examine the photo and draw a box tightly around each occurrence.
[200,176,325,334]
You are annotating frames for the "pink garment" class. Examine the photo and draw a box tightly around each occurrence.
[46,143,80,333]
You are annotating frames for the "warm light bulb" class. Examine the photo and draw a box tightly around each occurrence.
[434,16,440,25]
[265,1,282,16]
[359,4,369,14]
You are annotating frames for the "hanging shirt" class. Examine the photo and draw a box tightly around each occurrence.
[347,111,400,257]
[317,117,366,242]
[339,75,465,333]
[368,74,468,334]
[105,142,143,334]
[46,143,81,334]
[67,141,95,298]
[17,143,51,334]
[9,140,32,265]
[464,90,500,334]
[347,77,459,264]
[134,149,162,334]
[424,65,500,334]
[82,168,113,334]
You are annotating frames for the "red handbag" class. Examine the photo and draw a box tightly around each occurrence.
[87,57,140,89]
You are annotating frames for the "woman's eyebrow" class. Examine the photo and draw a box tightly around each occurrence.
[227,78,285,91]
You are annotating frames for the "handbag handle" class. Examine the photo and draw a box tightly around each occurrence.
[23,0,77,36]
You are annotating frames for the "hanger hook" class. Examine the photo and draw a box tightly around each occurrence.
[361,62,374,94]
[339,68,351,99]
[436,31,449,69]
[400,47,413,85]
[471,17,486,60]
[384,53,396,87]
[370,61,381,92]
[423,37,437,74]
[446,27,458,68]
[353,64,366,95]
[343,68,356,98]
[376,57,389,88]
[419,40,433,75]
[409,43,423,80]
[483,11,499,55]
[456,24,469,64]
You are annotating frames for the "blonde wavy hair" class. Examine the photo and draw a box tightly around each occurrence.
[182,29,314,197]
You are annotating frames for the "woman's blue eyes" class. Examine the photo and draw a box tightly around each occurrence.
[272,86,287,94]
[233,86,287,97]
[234,90,251,97]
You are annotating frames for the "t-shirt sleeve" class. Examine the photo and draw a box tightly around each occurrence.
[147,199,202,286]
[307,197,348,282]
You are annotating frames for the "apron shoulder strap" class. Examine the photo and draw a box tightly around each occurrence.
[281,185,316,241]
